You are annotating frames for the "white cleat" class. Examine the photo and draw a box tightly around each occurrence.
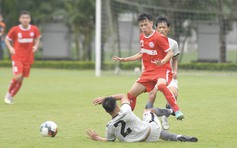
[4,92,14,104]
[161,116,169,130]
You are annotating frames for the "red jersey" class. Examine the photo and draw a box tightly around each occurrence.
[140,30,171,74]
[6,24,41,63]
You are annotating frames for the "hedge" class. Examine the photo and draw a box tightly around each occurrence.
[1,60,237,71]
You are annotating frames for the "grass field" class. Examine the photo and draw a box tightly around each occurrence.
[0,68,237,148]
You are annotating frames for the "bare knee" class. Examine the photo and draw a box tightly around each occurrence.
[157,84,166,91]
[14,74,24,82]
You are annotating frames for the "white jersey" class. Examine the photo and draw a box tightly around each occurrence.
[106,103,151,142]
[168,38,179,88]
[168,37,180,57]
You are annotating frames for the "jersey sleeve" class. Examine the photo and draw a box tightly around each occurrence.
[34,26,41,38]
[106,125,116,141]
[6,27,16,41]
[120,103,131,113]
[157,34,170,52]
[169,38,180,56]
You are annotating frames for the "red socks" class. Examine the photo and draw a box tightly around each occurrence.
[8,79,23,97]
[158,84,179,112]
[11,82,22,97]
[127,93,137,111]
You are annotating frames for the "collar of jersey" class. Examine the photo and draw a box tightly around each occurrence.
[143,29,155,38]
[19,24,31,31]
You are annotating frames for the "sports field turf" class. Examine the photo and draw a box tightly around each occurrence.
[0,68,237,148]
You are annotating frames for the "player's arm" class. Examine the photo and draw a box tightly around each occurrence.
[151,49,174,66]
[93,94,129,105]
[33,36,41,52]
[162,49,174,64]
[5,37,15,55]
[113,52,142,62]
[172,56,178,79]
[87,129,107,142]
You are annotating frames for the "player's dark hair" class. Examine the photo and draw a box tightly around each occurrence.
[19,10,30,17]
[102,97,116,112]
[155,16,170,27]
[137,12,153,22]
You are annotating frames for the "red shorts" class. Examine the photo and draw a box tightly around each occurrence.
[137,70,172,92]
[12,61,32,77]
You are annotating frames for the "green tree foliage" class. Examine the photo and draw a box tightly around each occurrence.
[1,0,95,61]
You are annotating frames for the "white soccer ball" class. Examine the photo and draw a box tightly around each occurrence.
[40,121,58,137]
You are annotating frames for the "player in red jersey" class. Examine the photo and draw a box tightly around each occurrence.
[113,13,184,120]
[4,10,41,104]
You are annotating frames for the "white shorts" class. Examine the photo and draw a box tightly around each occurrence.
[168,79,178,90]
[143,111,162,142]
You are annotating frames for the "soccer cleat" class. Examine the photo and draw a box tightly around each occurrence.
[161,116,169,130]
[4,92,14,104]
[175,110,184,120]
[177,135,198,142]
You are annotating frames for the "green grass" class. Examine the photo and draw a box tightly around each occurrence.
[0,68,237,148]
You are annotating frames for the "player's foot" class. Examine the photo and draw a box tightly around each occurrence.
[175,110,184,120]
[4,92,14,104]
[177,135,198,142]
[161,115,169,130]
[166,104,175,116]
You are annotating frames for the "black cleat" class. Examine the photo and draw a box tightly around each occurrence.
[177,135,198,142]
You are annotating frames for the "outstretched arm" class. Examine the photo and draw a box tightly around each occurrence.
[113,52,142,62]
[93,94,129,105]
[87,129,107,142]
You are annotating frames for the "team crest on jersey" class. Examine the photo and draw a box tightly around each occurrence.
[17,33,22,38]
[30,32,34,37]
[149,42,154,48]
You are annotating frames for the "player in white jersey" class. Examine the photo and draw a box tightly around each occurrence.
[87,94,198,142]
[145,16,181,130]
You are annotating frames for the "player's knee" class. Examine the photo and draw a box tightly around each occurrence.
[157,84,166,91]
[127,93,137,111]
[15,74,24,82]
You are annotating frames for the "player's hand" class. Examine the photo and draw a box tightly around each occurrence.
[87,129,99,141]
[32,45,38,52]
[112,56,127,62]
[151,59,164,66]
[9,47,15,55]
[172,72,178,79]
[92,97,104,105]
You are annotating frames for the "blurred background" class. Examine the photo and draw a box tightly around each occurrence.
[1,0,237,68]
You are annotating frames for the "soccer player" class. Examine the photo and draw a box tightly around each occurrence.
[87,94,198,142]
[0,14,6,59]
[145,16,181,130]
[113,13,184,120]
[4,10,41,104]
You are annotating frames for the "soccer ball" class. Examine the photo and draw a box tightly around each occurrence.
[40,121,58,137]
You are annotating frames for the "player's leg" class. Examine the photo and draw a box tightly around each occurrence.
[5,74,24,104]
[162,79,178,129]
[142,110,162,142]
[11,62,32,97]
[145,87,158,109]
[156,78,184,120]
[127,82,146,111]
[160,130,198,142]
[4,61,30,104]
[146,108,172,117]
